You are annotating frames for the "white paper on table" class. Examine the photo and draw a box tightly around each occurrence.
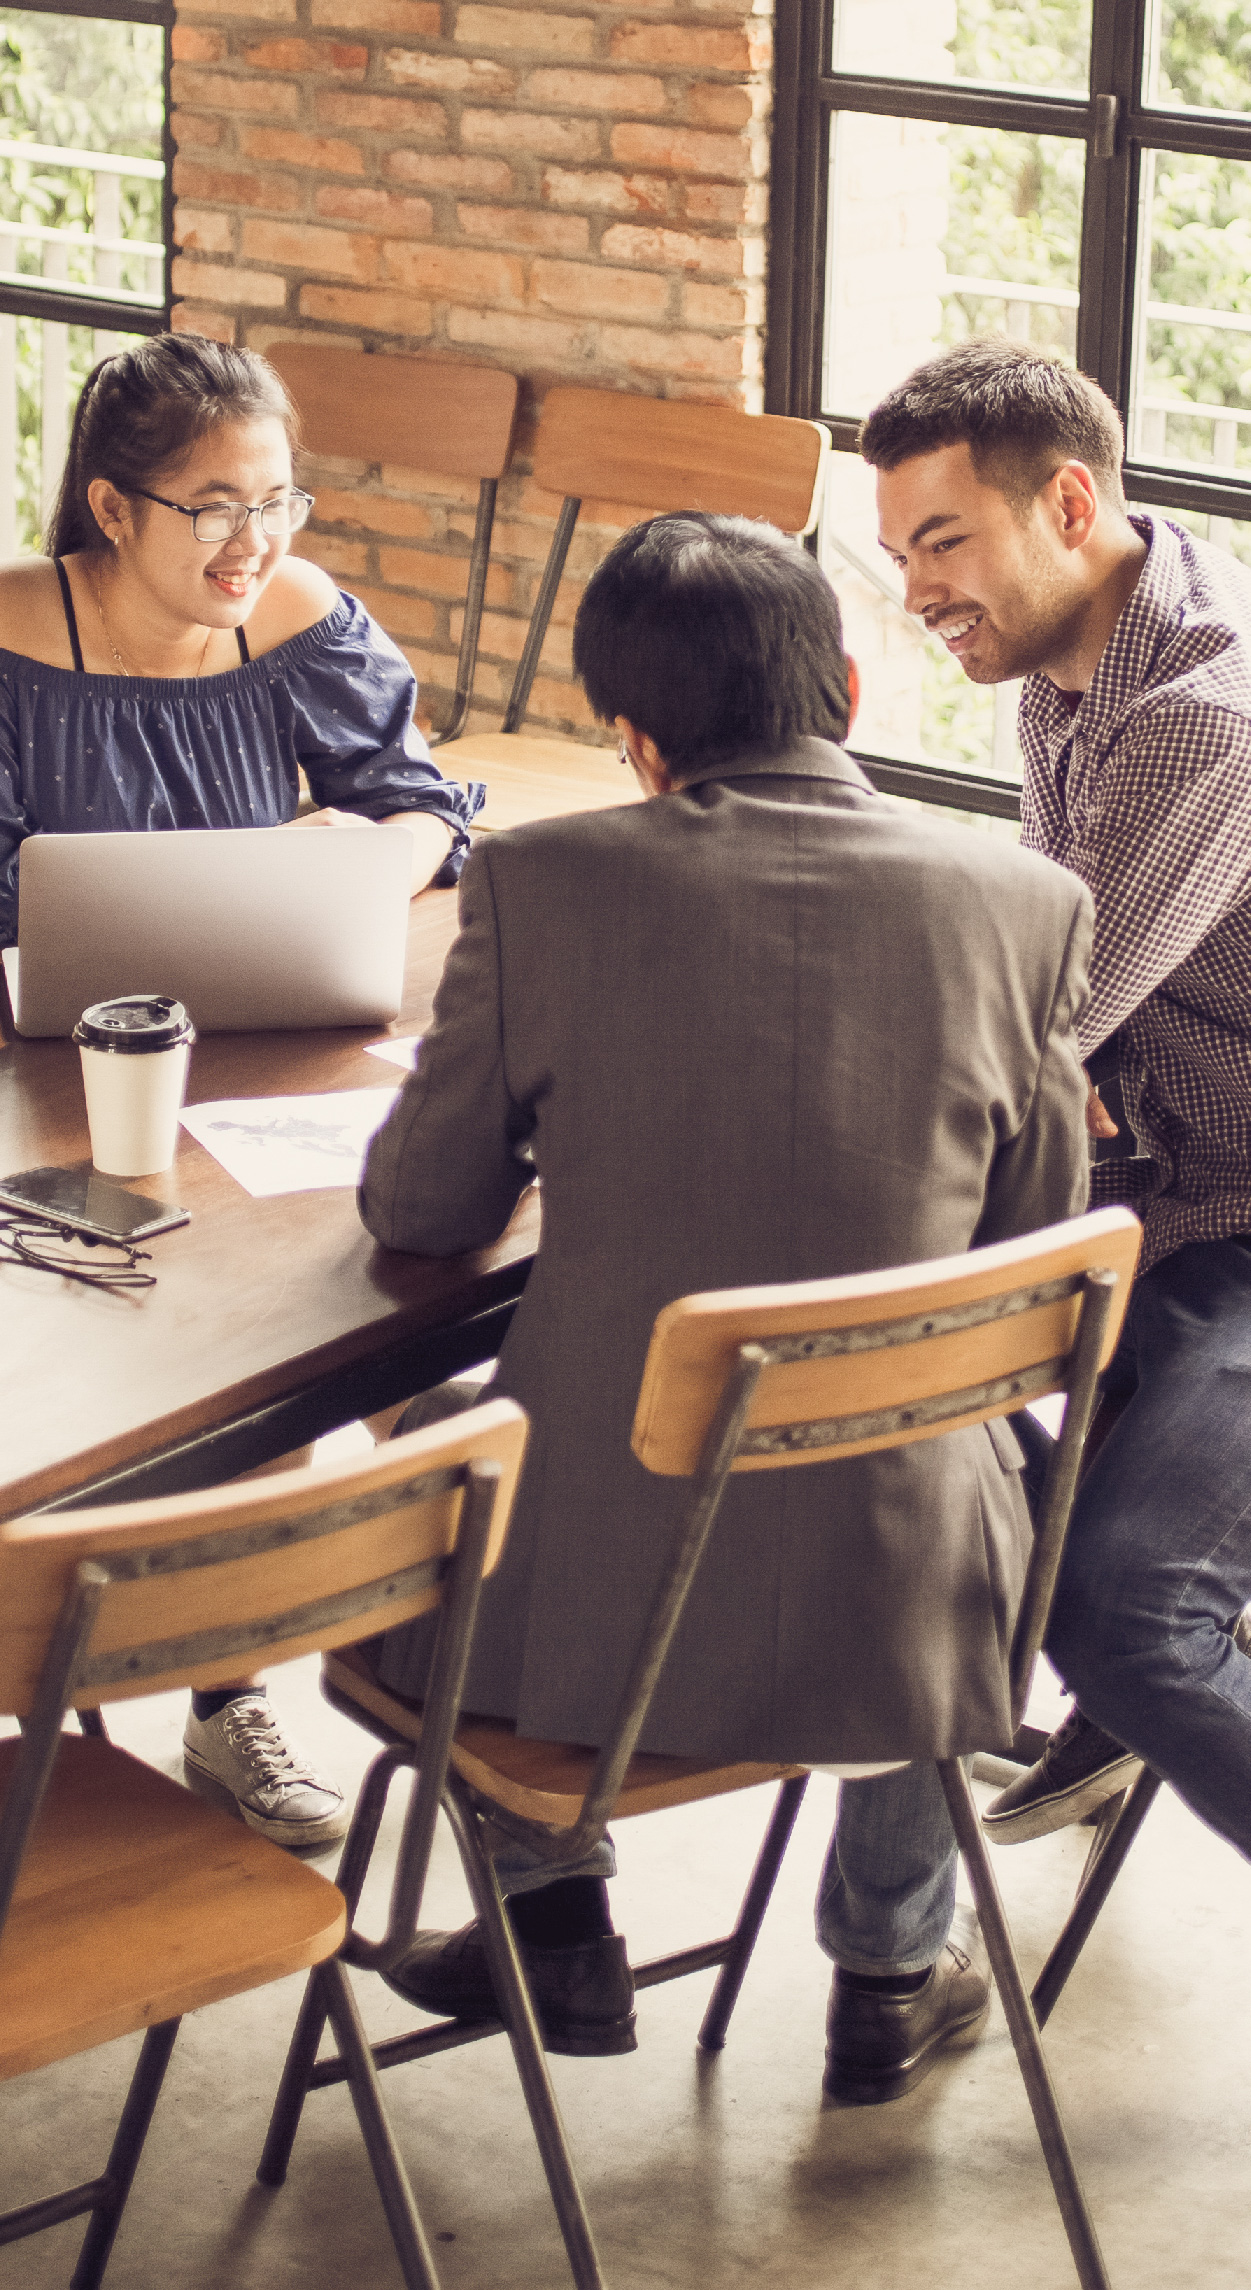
[180,1088,399,1197]
[364,1036,421,1071]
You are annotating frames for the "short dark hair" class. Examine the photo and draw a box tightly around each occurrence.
[572,513,851,776]
[859,339,1126,512]
[46,331,297,557]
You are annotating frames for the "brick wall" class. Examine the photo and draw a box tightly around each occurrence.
[170,0,772,738]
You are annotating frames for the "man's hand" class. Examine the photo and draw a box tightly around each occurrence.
[1085,1079,1119,1138]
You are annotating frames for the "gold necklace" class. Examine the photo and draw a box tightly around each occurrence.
[94,565,212,678]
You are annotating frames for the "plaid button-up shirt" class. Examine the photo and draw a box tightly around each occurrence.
[1019,512,1251,1274]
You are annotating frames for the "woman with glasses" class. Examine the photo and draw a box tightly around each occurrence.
[0,331,481,1850]
[0,329,480,951]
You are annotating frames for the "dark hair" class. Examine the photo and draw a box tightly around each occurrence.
[859,339,1126,512]
[572,513,851,776]
[46,331,297,557]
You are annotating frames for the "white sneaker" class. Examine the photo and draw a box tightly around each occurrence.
[183,1694,349,1852]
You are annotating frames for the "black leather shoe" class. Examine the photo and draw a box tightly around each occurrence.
[981,1706,1143,1844]
[824,1905,990,2105]
[384,1920,638,2057]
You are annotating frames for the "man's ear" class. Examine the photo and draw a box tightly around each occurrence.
[1044,461,1101,553]
[845,655,860,737]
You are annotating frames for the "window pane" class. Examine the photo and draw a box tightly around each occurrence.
[1144,0,1251,113]
[820,451,1023,785]
[824,114,1084,416]
[1136,498,1251,569]
[1128,149,1251,477]
[833,0,1091,95]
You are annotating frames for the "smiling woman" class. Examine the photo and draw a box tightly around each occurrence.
[0,330,481,946]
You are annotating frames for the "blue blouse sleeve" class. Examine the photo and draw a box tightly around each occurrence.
[0,671,26,947]
[280,594,482,881]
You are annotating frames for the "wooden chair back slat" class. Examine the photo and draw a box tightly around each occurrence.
[268,343,519,479]
[531,386,830,535]
[0,1401,526,1715]
[632,1210,1142,1478]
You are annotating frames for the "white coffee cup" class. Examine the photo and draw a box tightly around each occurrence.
[72,996,196,1178]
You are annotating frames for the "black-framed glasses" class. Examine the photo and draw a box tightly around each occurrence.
[132,488,315,543]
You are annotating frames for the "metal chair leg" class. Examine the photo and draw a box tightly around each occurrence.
[699,1773,809,2052]
[1033,1769,1163,2030]
[938,1760,1111,2290]
[320,1959,445,2290]
[443,1783,607,2290]
[68,2018,181,2290]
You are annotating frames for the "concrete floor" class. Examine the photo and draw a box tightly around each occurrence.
[4,1435,1250,2290]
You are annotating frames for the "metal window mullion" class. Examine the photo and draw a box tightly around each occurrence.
[1127,106,1251,161]
[11,0,167,20]
[1124,463,1251,522]
[763,0,830,417]
[1077,0,1142,416]
[815,72,1090,138]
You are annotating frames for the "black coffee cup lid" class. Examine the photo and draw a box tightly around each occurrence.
[73,996,196,1053]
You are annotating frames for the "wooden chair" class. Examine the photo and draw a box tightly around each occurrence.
[267,342,519,746]
[440,384,830,828]
[0,1397,526,2290]
[260,1206,1141,2290]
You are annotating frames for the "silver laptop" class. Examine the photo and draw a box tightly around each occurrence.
[3,827,414,1037]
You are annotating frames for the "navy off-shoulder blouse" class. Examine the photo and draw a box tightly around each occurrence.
[0,589,481,946]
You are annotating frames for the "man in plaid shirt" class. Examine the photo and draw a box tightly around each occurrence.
[862,338,1251,1862]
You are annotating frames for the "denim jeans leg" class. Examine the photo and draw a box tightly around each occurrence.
[1047,1238,1251,1864]
[815,1762,963,1975]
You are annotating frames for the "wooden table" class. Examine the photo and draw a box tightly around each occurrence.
[0,886,538,1521]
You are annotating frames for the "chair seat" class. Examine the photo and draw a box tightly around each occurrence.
[452,731,643,833]
[0,1736,345,2079]
[325,1645,803,1823]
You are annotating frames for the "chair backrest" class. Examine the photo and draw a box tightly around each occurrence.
[544,1209,1140,1868]
[477,384,829,738]
[267,343,519,745]
[0,1399,526,1718]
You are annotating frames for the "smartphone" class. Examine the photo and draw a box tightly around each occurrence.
[0,1163,190,1243]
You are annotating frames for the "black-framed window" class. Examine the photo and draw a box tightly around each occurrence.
[0,0,171,552]
[769,0,1251,816]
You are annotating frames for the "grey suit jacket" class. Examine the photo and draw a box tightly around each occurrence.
[360,739,1093,1763]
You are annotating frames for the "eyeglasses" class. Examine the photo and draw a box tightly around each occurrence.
[132,488,315,544]
[0,1212,155,1291]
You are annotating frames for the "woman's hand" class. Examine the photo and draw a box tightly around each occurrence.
[285,804,453,892]
[284,805,374,831]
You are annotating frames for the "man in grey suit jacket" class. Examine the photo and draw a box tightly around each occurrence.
[359,512,1092,2097]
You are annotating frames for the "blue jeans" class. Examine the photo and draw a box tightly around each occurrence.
[819,1235,1251,1973]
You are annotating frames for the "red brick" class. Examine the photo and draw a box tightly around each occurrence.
[316,92,447,135]
[682,179,759,224]
[379,545,512,602]
[242,220,379,280]
[171,299,237,342]
[450,604,570,666]
[171,115,225,149]
[609,22,751,69]
[346,584,440,638]
[530,256,668,320]
[541,165,668,215]
[299,283,434,333]
[380,241,525,304]
[457,203,588,254]
[600,221,742,273]
[383,464,479,504]
[175,157,304,212]
[446,305,587,362]
[463,109,600,161]
[455,5,594,56]
[243,37,369,73]
[527,670,595,728]
[174,206,235,255]
[292,531,370,576]
[386,151,513,192]
[171,67,300,118]
[240,128,366,175]
[311,0,440,26]
[610,122,749,180]
[172,256,288,308]
[686,82,753,129]
[681,278,753,325]
[599,321,747,378]
[383,50,515,93]
[316,185,434,236]
[521,68,665,113]
[313,488,436,537]
[172,27,225,62]
[179,0,297,16]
